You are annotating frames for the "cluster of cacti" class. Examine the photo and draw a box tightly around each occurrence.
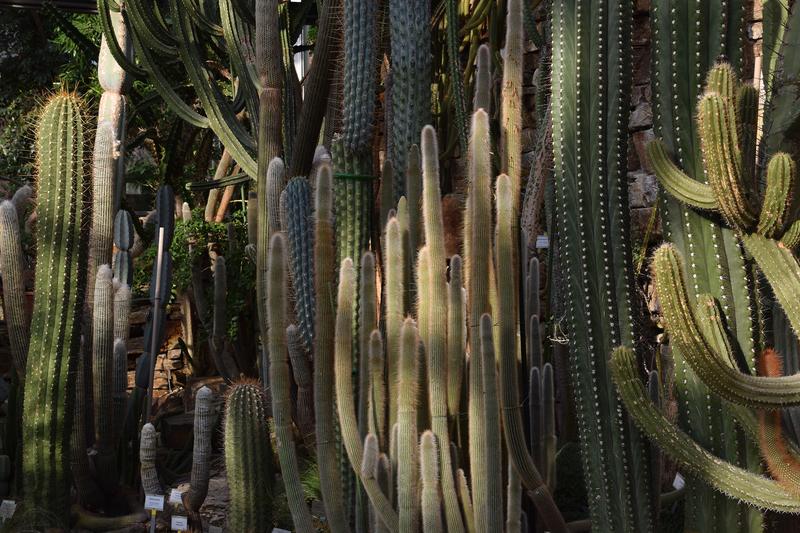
[604,1,800,529]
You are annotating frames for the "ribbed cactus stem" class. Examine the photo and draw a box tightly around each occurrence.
[313,163,349,533]
[420,125,463,533]
[479,313,504,527]
[185,386,213,512]
[506,465,522,533]
[0,201,29,378]
[542,363,557,489]
[256,157,285,363]
[406,144,423,263]
[92,265,116,483]
[697,91,756,230]
[456,469,474,533]
[496,174,567,532]
[268,232,314,532]
[360,251,379,445]
[368,330,387,447]
[375,453,393,533]
[112,339,127,447]
[447,255,465,419]
[473,45,491,112]
[10,183,32,213]
[388,0,432,201]
[385,217,404,430]
[500,0,523,212]
[283,177,316,351]
[420,430,443,533]
[334,258,399,532]
[224,381,275,531]
[758,152,795,238]
[140,423,163,495]
[465,108,491,533]
[87,121,117,313]
[381,160,394,230]
[398,317,420,533]
[23,93,88,519]
[287,324,314,443]
[113,282,131,344]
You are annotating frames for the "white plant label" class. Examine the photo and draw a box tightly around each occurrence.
[169,488,183,504]
[535,234,549,249]
[171,515,188,530]
[0,500,15,519]
[144,494,165,511]
[672,472,685,490]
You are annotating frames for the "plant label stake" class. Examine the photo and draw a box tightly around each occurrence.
[171,515,188,531]
[145,227,166,422]
[144,494,164,533]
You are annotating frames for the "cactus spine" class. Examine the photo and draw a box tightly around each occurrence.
[22,93,88,520]
[224,381,275,531]
[268,232,314,532]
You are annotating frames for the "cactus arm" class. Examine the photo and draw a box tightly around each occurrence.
[500,0,523,212]
[312,164,349,533]
[495,175,568,533]
[0,201,29,378]
[420,431,444,533]
[185,386,213,512]
[473,44,491,113]
[359,252,379,442]
[385,217,404,430]
[758,153,795,238]
[446,255,465,418]
[112,339,128,448]
[284,177,316,352]
[420,125,465,533]
[97,0,145,78]
[123,0,177,55]
[653,244,800,408]
[697,91,756,230]
[367,330,386,446]
[398,318,421,532]
[268,233,315,532]
[287,324,315,444]
[610,346,800,511]
[737,84,759,187]
[742,234,800,336]
[170,0,258,176]
[646,140,718,210]
[334,258,400,532]
[218,0,260,117]
[23,93,89,519]
[139,423,163,495]
[456,469,475,533]
[465,109,491,533]
[478,314,504,529]
[113,282,131,344]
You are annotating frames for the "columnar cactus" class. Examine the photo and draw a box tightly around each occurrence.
[22,93,89,520]
[282,177,315,352]
[92,265,118,489]
[397,318,420,532]
[313,163,349,533]
[550,0,656,529]
[0,201,29,378]
[224,381,275,531]
[267,232,315,532]
[184,386,214,526]
[419,430,443,533]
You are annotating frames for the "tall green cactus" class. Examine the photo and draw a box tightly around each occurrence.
[647,2,765,527]
[22,92,89,520]
[224,381,275,531]
[550,0,655,530]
